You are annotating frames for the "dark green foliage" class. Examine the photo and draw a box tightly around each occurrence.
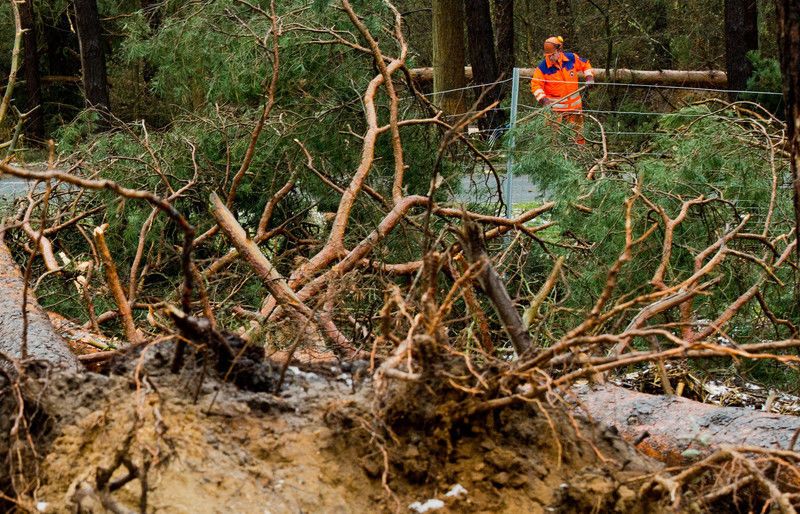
[514,105,792,344]
[0,0,793,391]
[14,0,456,334]
[744,51,784,115]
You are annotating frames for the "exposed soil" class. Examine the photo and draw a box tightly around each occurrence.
[1,344,667,513]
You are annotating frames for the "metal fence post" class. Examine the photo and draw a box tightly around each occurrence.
[504,67,520,219]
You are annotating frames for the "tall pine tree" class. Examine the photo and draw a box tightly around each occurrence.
[433,0,467,115]
[724,0,758,98]
[74,0,110,112]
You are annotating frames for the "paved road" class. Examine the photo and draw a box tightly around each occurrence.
[457,172,548,208]
[1,170,546,216]
[0,177,33,198]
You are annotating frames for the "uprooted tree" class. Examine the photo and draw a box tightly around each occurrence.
[1,0,800,512]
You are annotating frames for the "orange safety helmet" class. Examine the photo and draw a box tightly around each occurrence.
[543,36,564,55]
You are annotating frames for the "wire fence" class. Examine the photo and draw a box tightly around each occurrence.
[430,68,788,218]
[407,74,783,100]
[515,76,784,97]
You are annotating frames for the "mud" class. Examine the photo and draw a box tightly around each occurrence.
[0,343,672,513]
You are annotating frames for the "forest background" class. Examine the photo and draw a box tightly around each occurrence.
[2,1,800,510]
[0,0,797,389]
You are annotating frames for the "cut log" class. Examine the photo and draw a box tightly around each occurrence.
[574,382,800,465]
[0,240,79,370]
[409,67,728,89]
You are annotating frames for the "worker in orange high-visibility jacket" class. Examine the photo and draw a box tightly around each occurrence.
[531,36,594,144]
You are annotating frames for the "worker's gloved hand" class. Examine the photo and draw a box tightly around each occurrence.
[538,97,553,107]
[584,76,595,88]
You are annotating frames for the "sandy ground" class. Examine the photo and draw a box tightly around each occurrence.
[1,343,665,514]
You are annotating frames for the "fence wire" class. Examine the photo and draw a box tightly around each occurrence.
[425,68,787,218]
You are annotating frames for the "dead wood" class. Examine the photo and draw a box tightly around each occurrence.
[208,192,316,325]
[209,192,353,353]
[0,239,78,370]
[1,5,796,511]
[409,66,729,87]
[460,221,532,355]
[47,311,114,355]
[94,224,141,344]
[575,382,800,465]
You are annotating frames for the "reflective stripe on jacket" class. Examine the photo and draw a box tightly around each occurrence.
[531,52,593,112]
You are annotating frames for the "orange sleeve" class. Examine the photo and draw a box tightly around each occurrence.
[575,54,593,77]
[531,68,546,101]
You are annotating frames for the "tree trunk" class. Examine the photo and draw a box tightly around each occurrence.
[724,0,759,98]
[410,66,729,88]
[432,0,467,115]
[493,0,514,86]
[554,0,576,47]
[42,10,83,123]
[776,0,800,273]
[73,0,110,112]
[0,240,79,372]
[140,0,162,83]
[43,11,80,78]
[576,383,800,465]
[19,0,44,142]
[651,0,672,69]
[464,0,503,130]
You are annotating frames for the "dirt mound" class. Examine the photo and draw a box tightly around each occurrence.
[1,345,666,513]
[329,401,660,513]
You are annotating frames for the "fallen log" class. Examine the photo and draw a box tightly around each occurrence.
[0,240,79,370]
[47,311,114,355]
[408,67,728,89]
[575,382,800,465]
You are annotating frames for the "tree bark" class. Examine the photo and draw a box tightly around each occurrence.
[43,10,79,78]
[73,0,110,112]
[554,0,576,47]
[41,10,83,127]
[493,0,514,87]
[724,0,759,98]
[776,0,800,276]
[461,222,532,355]
[464,0,503,130]
[93,225,141,344]
[651,0,672,69]
[576,383,800,465]
[19,0,44,141]
[410,66,729,87]
[432,0,467,115]
[0,240,78,371]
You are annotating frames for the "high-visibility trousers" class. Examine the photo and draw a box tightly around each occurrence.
[551,111,585,145]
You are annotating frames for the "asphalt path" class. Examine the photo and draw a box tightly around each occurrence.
[457,172,547,209]
[0,177,33,198]
[0,171,546,216]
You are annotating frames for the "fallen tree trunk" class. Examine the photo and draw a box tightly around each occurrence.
[0,240,79,370]
[575,382,800,465]
[409,67,728,88]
